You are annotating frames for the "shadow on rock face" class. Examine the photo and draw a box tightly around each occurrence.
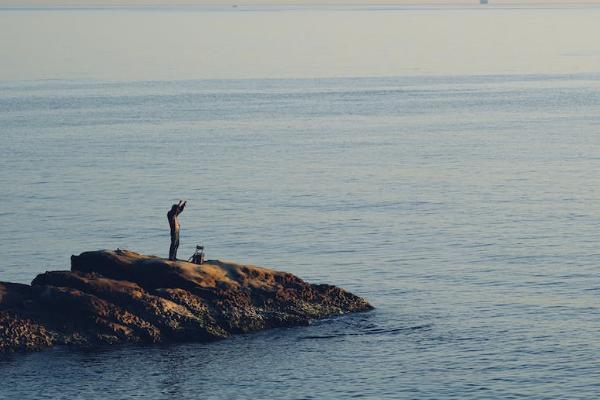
[1,249,373,352]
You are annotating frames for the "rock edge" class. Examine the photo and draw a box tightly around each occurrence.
[0,250,373,352]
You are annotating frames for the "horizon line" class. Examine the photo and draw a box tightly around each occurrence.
[2,0,600,6]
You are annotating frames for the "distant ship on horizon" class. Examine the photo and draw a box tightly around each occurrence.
[480,0,488,4]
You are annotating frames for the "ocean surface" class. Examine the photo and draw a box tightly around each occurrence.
[3,73,600,400]
[2,5,600,400]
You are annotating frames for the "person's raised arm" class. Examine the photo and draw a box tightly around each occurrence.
[178,200,187,214]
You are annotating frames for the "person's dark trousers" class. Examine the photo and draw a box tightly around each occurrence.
[169,231,179,260]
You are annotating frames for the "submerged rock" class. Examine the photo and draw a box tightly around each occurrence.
[0,250,372,352]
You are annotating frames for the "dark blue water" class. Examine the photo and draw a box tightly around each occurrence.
[1,75,600,399]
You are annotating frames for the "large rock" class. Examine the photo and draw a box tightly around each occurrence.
[0,250,372,352]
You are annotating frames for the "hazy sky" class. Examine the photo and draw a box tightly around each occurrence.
[2,1,600,81]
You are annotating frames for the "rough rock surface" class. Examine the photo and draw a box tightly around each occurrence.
[0,250,372,352]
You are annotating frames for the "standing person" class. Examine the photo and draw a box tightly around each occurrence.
[167,200,186,260]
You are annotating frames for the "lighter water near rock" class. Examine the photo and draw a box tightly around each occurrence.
[1,73,600,399]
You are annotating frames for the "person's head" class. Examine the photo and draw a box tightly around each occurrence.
[171,204,178,212]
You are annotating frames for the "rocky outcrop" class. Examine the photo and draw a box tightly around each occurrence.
[0,250,372,352]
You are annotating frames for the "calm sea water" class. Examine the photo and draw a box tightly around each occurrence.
[2,74,600,399]
[2,5,600,400]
